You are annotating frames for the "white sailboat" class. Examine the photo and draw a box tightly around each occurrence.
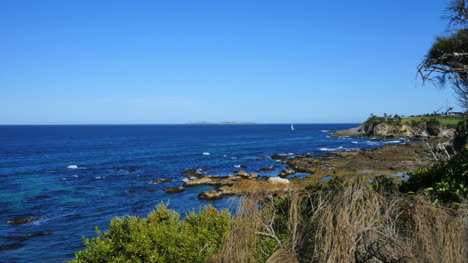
[290,124,295,131]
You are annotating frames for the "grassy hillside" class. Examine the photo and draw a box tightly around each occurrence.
[402,114,464,126]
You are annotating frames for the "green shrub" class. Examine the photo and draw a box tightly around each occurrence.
[400,150,468,204]
[71,204,230,263]
[371,174,398,194]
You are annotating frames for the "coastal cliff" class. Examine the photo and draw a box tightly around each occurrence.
[331,114,462,139]
[331,121,456,139]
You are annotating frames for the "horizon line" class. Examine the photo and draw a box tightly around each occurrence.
[0,122,362,126]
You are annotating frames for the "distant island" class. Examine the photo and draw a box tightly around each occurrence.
[185,121,256,125]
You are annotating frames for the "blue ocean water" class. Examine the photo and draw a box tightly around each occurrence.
[0,124,408,262]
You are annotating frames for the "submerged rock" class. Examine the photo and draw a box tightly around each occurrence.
[270,154,287,160]
[163,187,185,193]
[181,168,204,178]
[7,217,39,225]
[260,167,274,171]
[150,179,173,184]
[198,190,223,200]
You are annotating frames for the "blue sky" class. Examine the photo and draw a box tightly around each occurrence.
[0,0,460,124]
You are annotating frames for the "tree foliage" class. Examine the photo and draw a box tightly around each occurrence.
[418,0,468,110]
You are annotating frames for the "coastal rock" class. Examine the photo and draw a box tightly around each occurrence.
[399,125,415,137]
[181,168,205,178]
[150,179,173,184]
[163,187,185,193]
[279,169,296,178]
[286,158,320,173]
[198,190,223,200]
[268,177,290,184]
[332,120,457,140]
[8,217,39,225]
[183,177,213,186]
[236,171,258,179]
[372,123,392,137]
[237,170,249,177]
[330,124,367,137]
[184,176,236,187]
[227,174,241,180]
[248,173,259,179]
[219,185,235,195]
[327,151,359,158]
[270,154,287,160]
[182,168,197,175]
[260,167,274,171]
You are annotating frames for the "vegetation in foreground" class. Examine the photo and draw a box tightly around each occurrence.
[72,205,230,263]
[72,151,467,263]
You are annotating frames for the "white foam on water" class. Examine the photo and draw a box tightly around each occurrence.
[384,140,401,144]
[67,165,78,169]
[234,165,241,168]
[343,148,360,151]
[352,141,358,144]
[319,146,343,151]
[202,152,210,156]
[72,175,78,178]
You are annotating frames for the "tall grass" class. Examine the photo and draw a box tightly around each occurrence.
[211,181,467,263]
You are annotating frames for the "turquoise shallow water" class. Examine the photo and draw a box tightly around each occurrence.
[0,124,409,262]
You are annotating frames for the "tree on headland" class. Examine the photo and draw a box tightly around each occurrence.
[418,0,468,111]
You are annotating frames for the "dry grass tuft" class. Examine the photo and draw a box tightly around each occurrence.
[211,181,467,263]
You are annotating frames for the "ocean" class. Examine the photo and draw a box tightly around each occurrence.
[0,124,408,262]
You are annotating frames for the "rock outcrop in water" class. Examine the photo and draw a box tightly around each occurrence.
[163,187,185,193]
[7,217,39,225]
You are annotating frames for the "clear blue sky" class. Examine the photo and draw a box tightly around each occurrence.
[0,0,460,124]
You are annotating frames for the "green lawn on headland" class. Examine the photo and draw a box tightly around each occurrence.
[402,114,464,126]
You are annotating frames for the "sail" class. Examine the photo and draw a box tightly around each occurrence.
[291,124,295,131]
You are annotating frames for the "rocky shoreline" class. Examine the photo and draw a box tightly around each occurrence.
[167,140,434,200]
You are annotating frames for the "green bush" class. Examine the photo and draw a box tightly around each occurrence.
[400,150,468,204]
[371,174,398,194]
[71,204,230,263]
